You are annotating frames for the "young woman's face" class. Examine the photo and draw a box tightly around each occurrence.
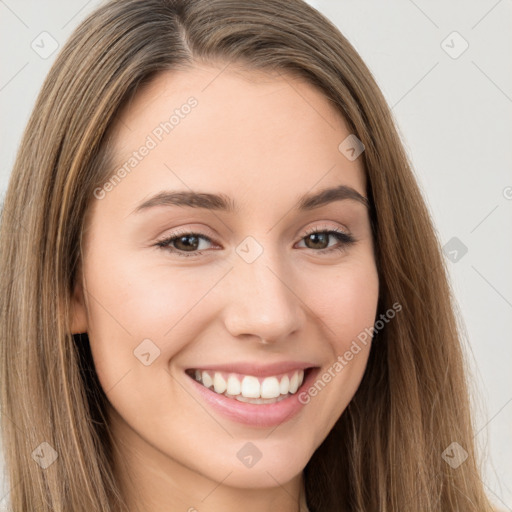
[72,63,379,505]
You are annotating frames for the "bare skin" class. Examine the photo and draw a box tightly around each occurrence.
[71,62,379,512]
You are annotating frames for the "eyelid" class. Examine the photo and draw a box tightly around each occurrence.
[300,222,351,238]
[154,225,218,244]
[155,221,351,242]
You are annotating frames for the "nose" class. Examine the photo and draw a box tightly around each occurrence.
[221,245,305,344]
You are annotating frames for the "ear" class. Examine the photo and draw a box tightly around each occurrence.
[70,274,88,334]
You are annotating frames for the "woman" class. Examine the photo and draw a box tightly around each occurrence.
[0,0,495,510]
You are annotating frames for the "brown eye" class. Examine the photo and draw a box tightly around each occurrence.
[155,232,214,257]
[154,227,356,258]
[172,234,201,252]
[297,228,356,254]
[304,232,330,250]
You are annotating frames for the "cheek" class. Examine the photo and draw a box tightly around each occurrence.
[81,253,206,428]
[296,258,379,430]
[81,248,229,392]
[84,247,218,338]
[303,258,379,350]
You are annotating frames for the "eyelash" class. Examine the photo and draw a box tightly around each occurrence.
[154,226,356,258]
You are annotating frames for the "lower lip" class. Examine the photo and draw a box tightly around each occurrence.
[185,368,319,428]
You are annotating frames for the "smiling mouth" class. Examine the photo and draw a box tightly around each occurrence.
[185,367,314,404]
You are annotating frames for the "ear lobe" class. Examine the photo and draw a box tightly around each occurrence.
[70,277,88,334]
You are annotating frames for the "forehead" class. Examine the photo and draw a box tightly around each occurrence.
[96,63,367,221]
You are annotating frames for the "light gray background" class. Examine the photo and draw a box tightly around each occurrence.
[1,0,511,510]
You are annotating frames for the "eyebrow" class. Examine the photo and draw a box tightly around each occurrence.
[130,184,370,216]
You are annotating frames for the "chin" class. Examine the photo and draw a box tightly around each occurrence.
[199,439,311,489]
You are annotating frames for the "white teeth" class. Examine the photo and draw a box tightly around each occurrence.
[290,370,304,393]
[241,376,260,398]
[226,375,241,395]
[192,369,306,400]
[260,376,281,399]
[279,375,290,395]
[234,394,289,404]
[213,373,227,394]
[202,371,213,388]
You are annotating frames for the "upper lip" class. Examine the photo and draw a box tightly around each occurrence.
[186,361,318,377]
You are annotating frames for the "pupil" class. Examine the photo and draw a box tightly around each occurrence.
[177,235,198,251]
[308,233,327,249]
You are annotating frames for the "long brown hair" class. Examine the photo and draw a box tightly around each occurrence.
[0,0,494,510]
